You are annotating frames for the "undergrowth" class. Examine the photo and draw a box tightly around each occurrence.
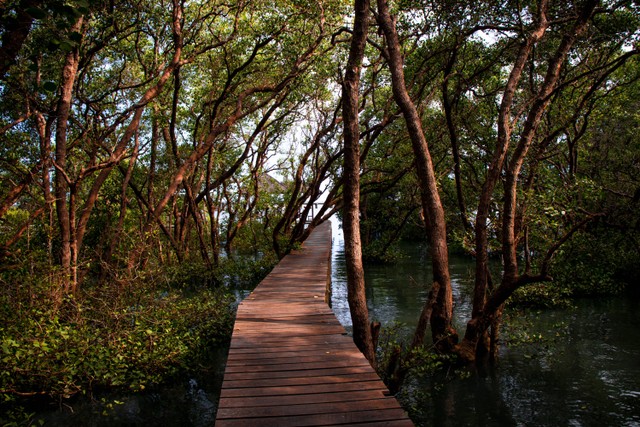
[0,254,280,425]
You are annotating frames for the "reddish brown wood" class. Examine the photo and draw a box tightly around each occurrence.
[216,221,413,425]
[222,372,381,389]
[216,409,410,427]
[220,380,387,398]
[217,398,402,419]
[226,351,371,366]
[226,348,367,363]
[219,390,390,408]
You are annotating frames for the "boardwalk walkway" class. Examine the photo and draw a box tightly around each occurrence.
[216,221,413,426]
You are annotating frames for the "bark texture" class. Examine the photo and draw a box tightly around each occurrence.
[54,18,83,292]
[341,0,376,367]
[376,0,457,350]
[458,0,600,363]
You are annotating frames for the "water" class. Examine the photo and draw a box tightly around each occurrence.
[31,347,228,426]
[25,221,640,426]
[330,220,640,427]
[407,299,640,426]
[330,220,475,334]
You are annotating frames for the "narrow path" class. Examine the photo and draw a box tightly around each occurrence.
[216,221,413,426]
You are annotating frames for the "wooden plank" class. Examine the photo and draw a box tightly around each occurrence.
[222,372,381,389]
[216,408,410,427]
[229,335,356,348]
[226,351,368,366]
[227,341,357,355]
[233,318,341,326]
[223,357,373,374]
[215,221,413,426]
[219,378,387,399]
[234,312,338,320]
[222,365,376,381]
[231,324,346,335]
[217,397,401,418]
[218,390,390,408]
[226,347,365,361]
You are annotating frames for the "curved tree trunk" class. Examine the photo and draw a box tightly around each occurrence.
[0,0,41,79]
[457,0,599,363]
[441,45,471,232]
[341,0,376,367]
[376,0,456,351]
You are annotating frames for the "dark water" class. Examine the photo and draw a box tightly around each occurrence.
[30,347,228,426]
[27,220,639,426]
[330,220,640,427]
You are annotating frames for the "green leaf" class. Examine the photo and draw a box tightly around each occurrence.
[43,81,57,92]
[60,40,77,52]
[26,7,47,19]
[69,31,83,43]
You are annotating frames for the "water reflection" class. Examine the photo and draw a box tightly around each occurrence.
[30,221,640,426]
[330,220,640,426]
[329,219,351,329]
[330,220,475,334]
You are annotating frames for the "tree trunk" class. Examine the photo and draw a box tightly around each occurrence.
[458,0,551,362]
[376,0,456,351]
[102,131,141,281]
[341,0,376,367]
[502,0,598,285]
[205,148,221,266]
[0,0,41,79]
[54,18,83,292]
[457,0,599,363]
[35,111,54,270]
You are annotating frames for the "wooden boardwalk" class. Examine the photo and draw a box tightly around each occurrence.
[216,221,413,426]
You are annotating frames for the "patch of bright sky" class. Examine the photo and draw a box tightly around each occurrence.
[470,28,507,47]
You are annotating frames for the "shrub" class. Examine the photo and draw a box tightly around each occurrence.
[0,283,234,401]
[550,230,634,297]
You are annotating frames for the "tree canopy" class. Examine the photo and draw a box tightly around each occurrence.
[1,0,639,369]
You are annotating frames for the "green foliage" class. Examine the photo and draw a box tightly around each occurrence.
[375,323,463,422]
[376,322,457,388]
[363,240,404,264]
[551,229,635,297]
[358,129,423,263]
[501,310,569,358]
[400,345,453,379]
[0,402,44,427]
[509,283,574,309]
[0,281,234,403]
[509,227,638,308]
[164,255,277,290]
[0,3,638,420]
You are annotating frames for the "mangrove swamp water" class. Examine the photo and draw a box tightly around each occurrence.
[330,220,640,427]
[26,220,640,426]
[28,348,228,426]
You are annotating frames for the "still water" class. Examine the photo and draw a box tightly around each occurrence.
[33,220,640,426]
[330,220,640,427]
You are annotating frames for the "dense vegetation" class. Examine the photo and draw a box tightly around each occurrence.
[1,0,345,412]
[1,0,638,419]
